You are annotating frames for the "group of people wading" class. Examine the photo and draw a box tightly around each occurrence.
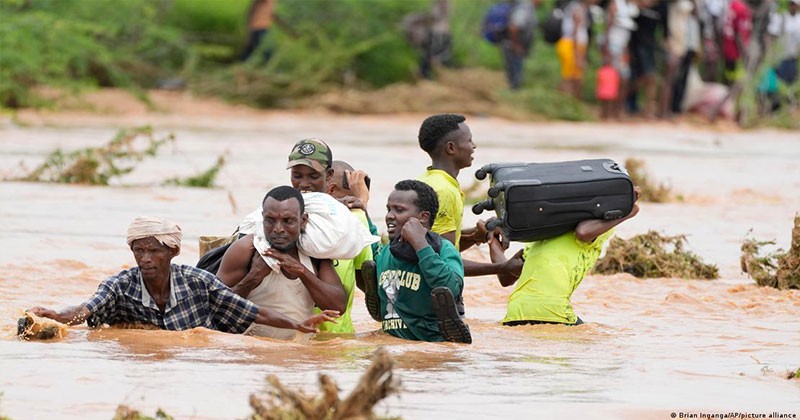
[27,114,639,344]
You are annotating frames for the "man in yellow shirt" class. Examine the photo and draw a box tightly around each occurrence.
[417,114,520,278]
[488,194,639,325]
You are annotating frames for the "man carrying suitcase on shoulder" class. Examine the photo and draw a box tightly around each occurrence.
[487,188,640,326]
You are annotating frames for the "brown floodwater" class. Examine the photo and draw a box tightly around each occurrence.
[1,108,799,419]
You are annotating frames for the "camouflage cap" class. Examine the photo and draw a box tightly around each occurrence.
[286,138,332,173]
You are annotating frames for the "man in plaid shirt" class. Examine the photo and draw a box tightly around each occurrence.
[28,217,338,334]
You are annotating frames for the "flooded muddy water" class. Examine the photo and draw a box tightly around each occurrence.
[1,109,798,419]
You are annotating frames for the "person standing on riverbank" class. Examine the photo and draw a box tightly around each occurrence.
[241,0,279,62]
[502,0,543,90]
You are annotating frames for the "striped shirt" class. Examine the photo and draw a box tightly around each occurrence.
[84,264,258,333]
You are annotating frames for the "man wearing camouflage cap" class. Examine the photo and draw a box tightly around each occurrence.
[286,138,334,193]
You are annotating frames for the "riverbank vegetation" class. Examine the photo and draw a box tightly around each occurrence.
[2,0,796,125]
[6,125,226,188]
[0,0,666,124]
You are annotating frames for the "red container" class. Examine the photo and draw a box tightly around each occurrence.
[596,65,620,101]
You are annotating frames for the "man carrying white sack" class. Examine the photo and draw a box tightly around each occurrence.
[228,139,379,334]
[218,186,348,340]
[26,217,338,333]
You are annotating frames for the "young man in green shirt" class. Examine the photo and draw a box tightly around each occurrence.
[374,179,469,342]
[488,192,640,325]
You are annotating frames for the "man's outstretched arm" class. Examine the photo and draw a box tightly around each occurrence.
[28,305,90,326]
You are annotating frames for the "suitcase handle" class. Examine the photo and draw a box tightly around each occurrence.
[603,161,626,175]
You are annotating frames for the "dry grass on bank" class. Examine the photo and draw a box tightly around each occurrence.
[303,68,531,120]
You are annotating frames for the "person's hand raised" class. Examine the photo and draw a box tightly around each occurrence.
[345,169,370,206]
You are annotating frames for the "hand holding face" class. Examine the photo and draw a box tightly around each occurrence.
[400,217,429,250]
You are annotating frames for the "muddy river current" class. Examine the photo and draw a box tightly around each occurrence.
[1,108,798,419]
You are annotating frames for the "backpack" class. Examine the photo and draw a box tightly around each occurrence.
[482,2,514,44]
[542,3,567,44]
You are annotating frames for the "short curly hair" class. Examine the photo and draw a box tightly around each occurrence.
[263,185,305,214]
[394,179,439,228]
[418,114,466,154]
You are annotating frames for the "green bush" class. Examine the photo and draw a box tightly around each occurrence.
[0,0,606,122]
[0,0,187,107]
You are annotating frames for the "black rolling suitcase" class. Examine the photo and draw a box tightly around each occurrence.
[472,159,635,242]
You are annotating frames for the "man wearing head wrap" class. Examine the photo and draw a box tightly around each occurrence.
[28,216,338,334]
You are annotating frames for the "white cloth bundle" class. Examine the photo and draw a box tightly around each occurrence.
[238,192,380,267]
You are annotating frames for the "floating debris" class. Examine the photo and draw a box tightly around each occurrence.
[113,405,173,420]
[163,154,227,188]
[17,311,68,340]
[14,126,173,185]
[740,215,800,290]
[249,347,400,420]
[594,230,719,279]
